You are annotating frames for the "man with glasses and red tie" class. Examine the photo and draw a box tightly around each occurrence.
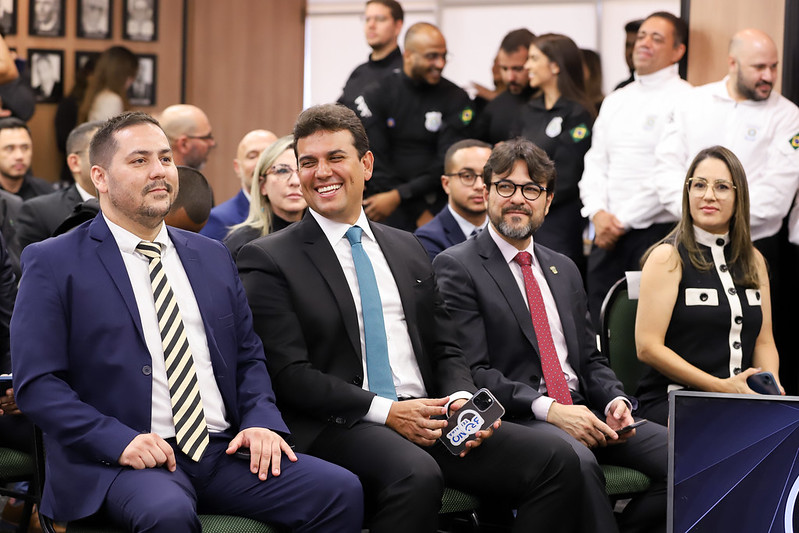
[415,139,491,261]
[159,104,217,171]
[434,137,668,533]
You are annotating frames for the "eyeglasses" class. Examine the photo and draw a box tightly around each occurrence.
[186,132,214,142]
[263,164,299,180]
[686,177,736,198]
[445,169,484,187]
[490,180,547,201]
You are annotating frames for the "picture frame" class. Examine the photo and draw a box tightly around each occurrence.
[122,0,157,42]
[29,0,65,37]
[75,50,100,74]
[128,54,156,106]
[0,0,17,36]
[29,49,64,103]
[77,0,112,39]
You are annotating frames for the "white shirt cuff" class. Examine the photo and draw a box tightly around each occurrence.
[532,396,556,420]
[363,395,394,424]
[603,396,632,416]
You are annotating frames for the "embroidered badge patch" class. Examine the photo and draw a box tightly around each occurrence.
[460,108,474,125]
[790,132,799,150]
[569,124,590,143]
[424,111,442,132]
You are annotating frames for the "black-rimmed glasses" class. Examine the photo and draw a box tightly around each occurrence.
[445,169,483,187]
[490,180,547,201]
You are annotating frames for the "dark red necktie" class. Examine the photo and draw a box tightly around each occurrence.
[513,252,573,406]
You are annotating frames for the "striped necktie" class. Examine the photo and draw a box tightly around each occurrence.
[137,241,209,461]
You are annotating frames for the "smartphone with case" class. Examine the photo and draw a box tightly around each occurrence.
[439,388,505,455]
[0,373,11,391]
[747,371,781,395]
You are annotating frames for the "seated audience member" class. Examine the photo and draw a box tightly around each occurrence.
[78,46,138,123]
[224,135,305,261]
[10,111,363,531]
[511,34,595,272]
[636,146,782,425]
[415,139,491,261]
[17,121,101,250]
[237,103,581,533]
[159,104,216,170]
[0,118,53,200]
[434,138,667,533]
[201,129,277,240]
[164,166,213,233]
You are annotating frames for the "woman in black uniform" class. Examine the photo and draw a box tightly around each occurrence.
[511,33,596,272]
[635,146,782,425]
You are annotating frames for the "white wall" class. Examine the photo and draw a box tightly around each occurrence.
[304,0,680,108]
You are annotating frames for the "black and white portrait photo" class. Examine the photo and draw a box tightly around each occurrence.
[0,0,16,36]
[77,0,111,39]
[29,0,64,37]
[29,49,63,102]
[128,54,156,106]
[75,50,100,73]
[123,0,157,42]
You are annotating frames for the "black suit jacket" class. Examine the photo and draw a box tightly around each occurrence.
[237,212,476,451]
[17,185,83,250]
[414,206,467,261]
[433,230,627,420]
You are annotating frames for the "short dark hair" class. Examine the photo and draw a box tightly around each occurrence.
[293,104,370,159]
[624,19,644,34]
[0,117,30,137]
[366,0,403,22]
[483,138,556,194]
[90,111,162,168]
[66,121,102,156]
[499,28,535,54]
[645,11,687,47]
[444,139,490,174]
[172,166,212,224]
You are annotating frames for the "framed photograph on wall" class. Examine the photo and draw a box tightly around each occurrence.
[29,49,63,103]
[77,0,112,39]
[29,0,65,37]
[0,0,17,36]
[123,0,157,42]
[128,54,156,106]
[75,50,100,73]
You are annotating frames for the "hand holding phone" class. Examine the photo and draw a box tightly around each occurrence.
[616,419,647,435]
[746,371,781,395]
[439,389,505,455]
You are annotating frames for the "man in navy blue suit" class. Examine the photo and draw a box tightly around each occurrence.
[11,111,362,532]
[415,139,491,260]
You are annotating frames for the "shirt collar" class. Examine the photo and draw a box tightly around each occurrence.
[103,213,171,256]
[693,224,729,247]
[447,205,487,238]
[74,182,95,202]
[487,224,536,266]
[635,63,680,86]
[309,208,376,248]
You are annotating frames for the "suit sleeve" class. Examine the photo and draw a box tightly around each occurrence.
[433,251,542,418]
[11,245,139,464]
[16,200,50,250]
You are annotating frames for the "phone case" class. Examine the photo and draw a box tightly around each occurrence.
[746,371,780,395]
[439,388,505,455]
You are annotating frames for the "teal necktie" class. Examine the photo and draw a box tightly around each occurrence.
[345,226,397,400]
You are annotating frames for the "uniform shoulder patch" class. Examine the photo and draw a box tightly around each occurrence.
[569,124,590,143]
[790,132,799,150]
[460,107,474,126]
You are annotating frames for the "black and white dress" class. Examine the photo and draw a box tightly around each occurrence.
[636,226,763,424]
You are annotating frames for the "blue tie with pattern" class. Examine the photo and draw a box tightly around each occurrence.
[345,226,397,400]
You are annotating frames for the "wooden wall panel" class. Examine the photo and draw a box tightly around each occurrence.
[5,0,184,183]
[686,0,784,89]
[185,0,305,205]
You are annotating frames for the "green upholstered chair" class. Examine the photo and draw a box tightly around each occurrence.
[0,444,38,533]
[598,275,653,499]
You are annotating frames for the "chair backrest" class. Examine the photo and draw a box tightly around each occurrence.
[599,276,647,394]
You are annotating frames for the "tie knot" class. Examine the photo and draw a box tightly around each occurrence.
[345,226,363,246]
[136,241,162,261]
[514,251,533,267]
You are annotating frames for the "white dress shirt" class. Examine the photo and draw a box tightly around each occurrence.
[580,64,692,229]
[448,204,488,240]
[655,77,799,241]
[74,182,95,202]
[105,216,229,437]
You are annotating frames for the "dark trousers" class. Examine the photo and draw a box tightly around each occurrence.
[520,418,668,533]
[587,223,675,332]
[104,436,363,533]
[307,420,581,533]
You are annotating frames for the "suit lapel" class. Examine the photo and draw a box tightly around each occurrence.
[441,208,466,247]
[300,215,362,356]
[90,216,146,345]
[477,231,541,354]
[535,245,581,370]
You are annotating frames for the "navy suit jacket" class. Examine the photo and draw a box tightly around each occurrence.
[201,189,250,240]
[11,214,288,521]
[414,206,467,261]
[237,212,476,451]
[433,230,628,421]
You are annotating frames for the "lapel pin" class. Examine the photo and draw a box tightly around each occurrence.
[549,266,558,274]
